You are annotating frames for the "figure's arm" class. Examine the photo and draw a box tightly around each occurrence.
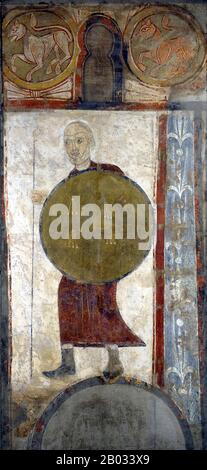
[31,189,48,205]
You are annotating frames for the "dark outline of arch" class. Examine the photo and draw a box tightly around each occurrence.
[27,376,194,450]
[83,24,115,103]
[75,14,123,107]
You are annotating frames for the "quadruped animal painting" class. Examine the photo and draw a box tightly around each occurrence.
[0,0,207,452]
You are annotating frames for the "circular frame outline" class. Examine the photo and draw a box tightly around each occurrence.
[124,5,206,88]
[3,7,80,91]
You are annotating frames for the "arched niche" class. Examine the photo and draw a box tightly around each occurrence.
[75,15,123,105]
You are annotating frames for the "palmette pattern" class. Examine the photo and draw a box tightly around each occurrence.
[165,113,201,425]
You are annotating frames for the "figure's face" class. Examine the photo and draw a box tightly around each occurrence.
[64,125,91,166]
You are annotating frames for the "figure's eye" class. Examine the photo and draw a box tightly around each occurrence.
[77,138,83,144]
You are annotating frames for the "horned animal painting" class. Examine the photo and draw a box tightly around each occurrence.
[134,15,195,76]
[9,13,73,81]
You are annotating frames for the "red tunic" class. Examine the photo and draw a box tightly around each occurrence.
[58,161,145,347]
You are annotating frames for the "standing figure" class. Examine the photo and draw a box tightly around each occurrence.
[34,121,145,381]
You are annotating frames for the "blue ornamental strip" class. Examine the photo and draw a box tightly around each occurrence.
[165,113,201,427]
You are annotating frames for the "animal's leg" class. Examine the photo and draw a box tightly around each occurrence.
[11,53,31,73]
[46,59,57,75]
[58,51,71,69]
[137,50,152,72]
[155,43,172,65]
[54,44,61,74]
[26,56,43,82]
[174,42,194,63]
[170,64,187,77]
[46,44,60,75]
[55,32,71,71]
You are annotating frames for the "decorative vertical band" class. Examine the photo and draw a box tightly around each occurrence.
[154,114,167,388]
[164,112,201,426]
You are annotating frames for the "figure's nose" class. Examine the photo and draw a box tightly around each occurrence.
[71,141,77,152]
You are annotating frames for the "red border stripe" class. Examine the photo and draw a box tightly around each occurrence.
[153,114,167,388]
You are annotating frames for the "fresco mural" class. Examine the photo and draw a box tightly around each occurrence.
[0,0,206,453]
[3,7,78,103]
[124,5,206,87]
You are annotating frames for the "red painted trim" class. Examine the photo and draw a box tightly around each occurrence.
[5,99,167,112]
[153,114,167,388]
[4,98,75,110]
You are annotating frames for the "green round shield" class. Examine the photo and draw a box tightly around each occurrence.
[40,170,153,283]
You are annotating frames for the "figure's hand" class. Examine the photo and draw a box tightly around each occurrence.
[31,190,47,204]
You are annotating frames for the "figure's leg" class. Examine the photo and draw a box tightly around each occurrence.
[103,345,124,381]
[42,344,76,378]
[43,276,78,378]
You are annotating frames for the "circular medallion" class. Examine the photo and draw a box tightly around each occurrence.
[28,378,193,450]
[40,170,153,284]
[3,9,78,90]
[124,6,206,87]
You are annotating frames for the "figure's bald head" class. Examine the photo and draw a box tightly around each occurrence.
[64,121,95,168]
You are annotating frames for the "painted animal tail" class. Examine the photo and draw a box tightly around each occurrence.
[161,15,189,35]
[30,13,73,41]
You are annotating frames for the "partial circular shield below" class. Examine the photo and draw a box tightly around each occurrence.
[40,169,153,284]
[28,378,193,450]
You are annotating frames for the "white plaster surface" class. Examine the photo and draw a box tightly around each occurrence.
[4,110,158,392]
